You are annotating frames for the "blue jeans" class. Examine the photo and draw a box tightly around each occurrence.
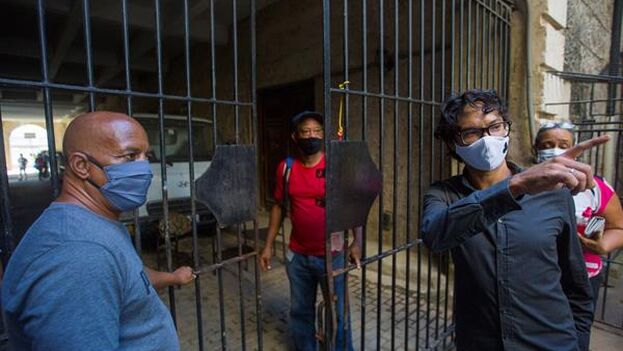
[285,250,354,351]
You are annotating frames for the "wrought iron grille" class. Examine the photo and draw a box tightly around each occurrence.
[322,1,512,350]
[0,0,513,350]
[545,70,623,330]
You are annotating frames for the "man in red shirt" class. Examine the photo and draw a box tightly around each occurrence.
[260,111,359,351]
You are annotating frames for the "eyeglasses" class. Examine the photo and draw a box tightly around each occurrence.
[539,121,575,130]
[456,121,511,146]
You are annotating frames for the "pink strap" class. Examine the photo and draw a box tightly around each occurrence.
[594,176,615,215]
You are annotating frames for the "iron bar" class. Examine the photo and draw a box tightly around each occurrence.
[458,0,464,90]
[475,1,480,88]
[390,0,399,347]
[0,78,253,107]
[36,0,60,197]
[233,0,240,143]
[81,0,95,110]
[440,0,450,345]
[330,88,439,105]
[120,0,143,258]
[322,1,337,350]
[236,224,247,351]
[0,104,15,267]
[339,1,350,349]
[182,0,205,348]
[607,0,623,115]
[331,240,421,277]
[359,1,368,349]
[575,128,623,133]
[416,0,426,347]
[230,1,247,348]
[343,0,350,139]
[404,0,414,348]
[487,0,493,88]
[208,0,228,348]
[153,0,176,325]
[502,5,510,100]
[496,0,502,93]
[430,0,436,180]
[250,0,264,348]
[375,1,385,349]
[194,250,259,273]
[427,0,437,343]
[466,0,472,86]
[546,98,623,106]
[575,121,623,125]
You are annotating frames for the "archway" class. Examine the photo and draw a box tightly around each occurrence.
[8,124,48,173]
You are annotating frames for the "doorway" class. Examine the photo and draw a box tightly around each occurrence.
[258,79,315,206]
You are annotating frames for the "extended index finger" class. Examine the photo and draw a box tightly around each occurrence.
[561,135,610,159]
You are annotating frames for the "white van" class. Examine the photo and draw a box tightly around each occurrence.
[129,113,214,223]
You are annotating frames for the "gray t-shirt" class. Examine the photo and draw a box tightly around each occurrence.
[1,203,179,351]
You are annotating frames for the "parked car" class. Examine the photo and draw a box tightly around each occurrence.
[121,113,217,244]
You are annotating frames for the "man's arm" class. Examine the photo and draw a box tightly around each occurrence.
[421,178,521,252]
[144,266,195,290]
[578,193,623,254]
[259,203,283,271]
[558,193,594,351]
[260,160,287,272]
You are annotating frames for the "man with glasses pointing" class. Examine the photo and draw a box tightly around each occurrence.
[421,89,606,351]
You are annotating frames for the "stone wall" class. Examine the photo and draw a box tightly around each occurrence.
[565,0,613,120]
[564,0,616,179]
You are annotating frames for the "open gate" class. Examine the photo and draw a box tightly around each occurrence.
[321,1,512,350]
[0,0,513,350]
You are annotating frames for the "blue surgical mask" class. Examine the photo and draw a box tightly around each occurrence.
[87,156,153,212]
[536,147,565,163]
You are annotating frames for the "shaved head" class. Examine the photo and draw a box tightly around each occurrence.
[63,111,147,159]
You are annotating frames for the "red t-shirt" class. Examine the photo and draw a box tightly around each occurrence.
[274,155,326,256]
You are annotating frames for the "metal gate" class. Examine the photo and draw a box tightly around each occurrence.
[321,1,512,350]
[0,0,513,350]
[0,0,263,350]
[546,71,623,330]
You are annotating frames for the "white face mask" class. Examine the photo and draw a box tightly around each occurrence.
[455,136,509,171]
[536,147,566,163]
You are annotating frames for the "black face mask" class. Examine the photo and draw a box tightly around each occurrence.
[296,137,323,155]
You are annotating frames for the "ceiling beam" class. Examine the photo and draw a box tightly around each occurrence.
[0,37,158,73]
[49,0,82,79]
[95,0,228,87]
[5,0,217,41]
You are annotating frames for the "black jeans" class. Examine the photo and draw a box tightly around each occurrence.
[589,270,605,319]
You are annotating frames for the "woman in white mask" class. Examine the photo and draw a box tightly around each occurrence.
[533,121,623,315]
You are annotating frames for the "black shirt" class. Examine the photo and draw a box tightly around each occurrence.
[421,165,593,351]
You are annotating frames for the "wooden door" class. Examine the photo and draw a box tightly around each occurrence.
[258,79,315,207]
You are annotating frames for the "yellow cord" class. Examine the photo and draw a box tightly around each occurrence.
[337,80,350,140]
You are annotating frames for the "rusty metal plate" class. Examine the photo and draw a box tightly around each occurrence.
[195,145,257,226]
[326,141,381,233]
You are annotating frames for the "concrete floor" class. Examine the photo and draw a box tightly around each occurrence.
[590,322,623,351]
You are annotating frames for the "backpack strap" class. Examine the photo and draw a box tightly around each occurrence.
[281,157,294,217]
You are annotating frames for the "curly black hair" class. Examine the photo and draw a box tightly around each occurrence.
[435,89,510,159]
